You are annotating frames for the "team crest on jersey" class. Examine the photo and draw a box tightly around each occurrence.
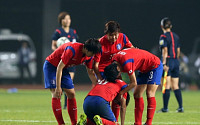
[116,43,122,50]
[159,39,164,45]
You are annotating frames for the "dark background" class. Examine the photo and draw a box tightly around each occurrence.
[0,0,200,84]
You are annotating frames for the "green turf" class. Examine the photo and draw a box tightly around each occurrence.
[0,89,200,125]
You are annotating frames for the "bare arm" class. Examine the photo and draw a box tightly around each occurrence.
[120,97,126,125]
[93,62,103,80]
[177,47,180,59]
[86,67,98,88]
[119,72,137,95]
[162,47,169,71]
[55,60,65,98]
[52,40,57,51]
[162,47,168,65]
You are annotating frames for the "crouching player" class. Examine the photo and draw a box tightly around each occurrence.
[43,38,101,125]
[77,63,130,125]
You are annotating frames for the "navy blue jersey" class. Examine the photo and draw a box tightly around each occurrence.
[159,32,180,59]
[52,27,78,42]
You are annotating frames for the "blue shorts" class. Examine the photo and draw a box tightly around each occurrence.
[137,61,163,85]
[43,60,74,89]
[83,96,116,122]
[167,58,179,78]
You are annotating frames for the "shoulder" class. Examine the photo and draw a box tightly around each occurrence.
[55,27,63,34]
[172,32,180,39]
[99,35,107,44]
[115,79,127,86]
[160,34,167,38]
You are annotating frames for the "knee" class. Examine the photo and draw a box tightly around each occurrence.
[134,93,141,98]
[171,85,179,90]
[66,91,75,99]
[146,90,155,98]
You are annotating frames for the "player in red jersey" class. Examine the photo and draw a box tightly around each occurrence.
[93,21,134,121]
[77,63,130,125]
[51,11,79,109]
[112,48,163,125]
[43,38,101,125]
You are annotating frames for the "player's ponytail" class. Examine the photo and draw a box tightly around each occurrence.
[161,17,172,29]
[104,63,119,83]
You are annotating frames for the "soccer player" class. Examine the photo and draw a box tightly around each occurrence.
[112,48,163,125]
[93,21,134,121]
[157,17,184,113]
[51,11,79,109]
[43,38,101,125]
[78,63,130,125]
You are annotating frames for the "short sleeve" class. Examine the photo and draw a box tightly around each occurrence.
[61,47,74,65]
[52,29,61,41]
[159,35,167,48]
[93,52,102,62]
[85,57,94,69]
[123,34,133,48]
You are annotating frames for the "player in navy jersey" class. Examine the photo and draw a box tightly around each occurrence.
[51,11,79,109]
[77,63,130,125]
[43,38,101,125]
[93,21,134,121]
[157,17,183,113]
[112,48,163,125]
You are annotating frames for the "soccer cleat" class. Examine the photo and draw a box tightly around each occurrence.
[77,114,87,125]
[93,115,103,125]
[156,108,168,113]
[176,107,184,113]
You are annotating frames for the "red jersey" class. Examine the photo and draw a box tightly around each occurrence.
[88,79,127,102]
[112,48,161,75]
[94,33,133,72]
[46,42,93,69]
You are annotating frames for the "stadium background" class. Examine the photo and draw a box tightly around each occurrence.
[0,0,200,87]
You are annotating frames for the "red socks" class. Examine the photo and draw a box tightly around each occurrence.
[111,101,120,121]
[67,98,77,125]
[146,97,156,125]
[52,98,64,125]
[134,97,144,125]
[101,117,117,125]
[87,118,96,125]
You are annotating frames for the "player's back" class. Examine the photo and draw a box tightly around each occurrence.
[161,32,180,58]
[88,79,127,102]
[113,48,160,73]
[46,42,82,67]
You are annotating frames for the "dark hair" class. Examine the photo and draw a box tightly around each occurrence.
[161,17,172,29]
[126,92,130,106]
[104,21,121,34]
[84,38,101,54]
[104,63,119,83]
[58,12,70,25]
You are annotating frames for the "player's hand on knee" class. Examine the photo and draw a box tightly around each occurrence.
[55,87,62,98]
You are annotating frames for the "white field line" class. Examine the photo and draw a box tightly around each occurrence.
[0,120,200,124]
[1,109,200,114]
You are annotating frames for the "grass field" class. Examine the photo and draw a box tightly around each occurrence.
[0,89,200,125]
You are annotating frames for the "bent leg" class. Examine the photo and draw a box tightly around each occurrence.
[64,88,77,125]
[50,89,65,125]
